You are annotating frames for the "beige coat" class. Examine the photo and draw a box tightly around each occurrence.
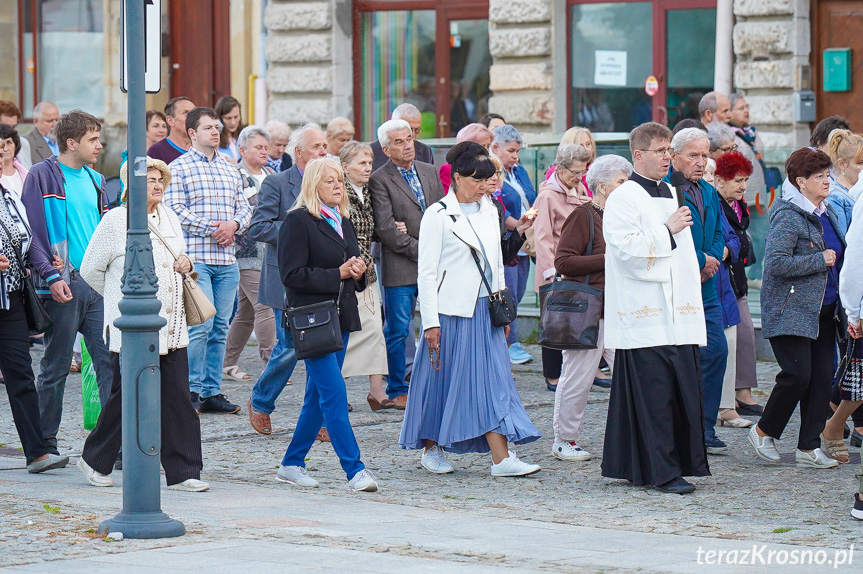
[533,171,590,291]
[80,203,190,354]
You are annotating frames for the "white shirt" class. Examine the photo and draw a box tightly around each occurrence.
[783,185,826,215]
[0,171,24,197]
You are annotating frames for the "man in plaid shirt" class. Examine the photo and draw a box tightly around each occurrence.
[165,107,252,415]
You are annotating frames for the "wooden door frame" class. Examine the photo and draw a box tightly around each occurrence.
[168,0,231,107]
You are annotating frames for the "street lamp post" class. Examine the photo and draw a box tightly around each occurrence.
[99,0,184,539]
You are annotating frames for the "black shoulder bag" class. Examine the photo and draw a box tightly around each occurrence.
[537,205,603,350]
[285,278,345,361]
[0,216,53,335]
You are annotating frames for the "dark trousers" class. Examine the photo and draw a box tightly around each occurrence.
[700,300,728,441]
[542,346,563,379]
[82,347,203,485]
[0,291,50,464]
[762,305,835,451]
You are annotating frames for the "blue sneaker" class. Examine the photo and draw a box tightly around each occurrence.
[508,342,533,365]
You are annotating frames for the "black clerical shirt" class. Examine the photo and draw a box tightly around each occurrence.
[629,171,677,249]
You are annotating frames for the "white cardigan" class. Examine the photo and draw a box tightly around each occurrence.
[80,203,190,354]
[417,193,506,330]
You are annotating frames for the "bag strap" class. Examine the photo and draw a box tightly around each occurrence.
[0,213,26,271]
[147,222,181,262]
[581,204,594,286]
[437,200,496,296]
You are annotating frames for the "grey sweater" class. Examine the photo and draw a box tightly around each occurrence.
[760,198,844,339]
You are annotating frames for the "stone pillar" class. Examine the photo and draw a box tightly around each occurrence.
[733,0,811,164]
[487,0,554,134]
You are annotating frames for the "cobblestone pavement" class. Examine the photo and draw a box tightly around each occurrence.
[1,342,860,568]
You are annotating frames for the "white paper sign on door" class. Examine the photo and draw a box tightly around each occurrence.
[594,50,627,87]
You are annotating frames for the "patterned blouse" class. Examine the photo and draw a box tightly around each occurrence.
[0,185,32,296]
[345,179,377,285]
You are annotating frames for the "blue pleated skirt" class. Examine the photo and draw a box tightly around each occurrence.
[399,297,541,454]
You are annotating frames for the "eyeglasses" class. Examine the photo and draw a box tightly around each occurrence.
[559,165,587,178]
[638,147,672,158]
[717,144,738,154]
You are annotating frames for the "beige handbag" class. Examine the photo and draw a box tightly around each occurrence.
[147,224,216,326]
[520,226,537,258]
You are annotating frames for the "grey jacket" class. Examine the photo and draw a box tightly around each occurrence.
[246,165,302,309]
[25,129,54,165]
[760,198,845,340]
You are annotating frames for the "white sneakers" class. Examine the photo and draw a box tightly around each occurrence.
[795,448,839,469]
[747,426,780,463]
[491,451,541,477]
[168,478,210,492]
[277,465,320,488]
[77,458,114,487]
[551,440,592,461]
[421,445,454,474]
[348,469,378,492]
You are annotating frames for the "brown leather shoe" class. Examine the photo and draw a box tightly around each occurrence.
[317,428,331,442]
[367,393,396,411]
[392,394,407,410]
[248,399,272,435]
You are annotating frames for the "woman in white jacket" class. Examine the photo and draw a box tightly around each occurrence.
[76,157,207,492]
[399,142,541,477]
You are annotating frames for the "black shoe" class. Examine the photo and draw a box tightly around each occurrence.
[198,394,241,414]
[545,378,557,392]
[592,377,612,390]
[190,392,202,414]
[736,401,763,416]
[851,430,863,448]
[705,436,727,455]
[844,423,851,440]
[852,493,863,521]
[114,453,122,471]
[656,476,696,494]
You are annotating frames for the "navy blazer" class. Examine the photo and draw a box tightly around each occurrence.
[499,165,536,220]
[247,165,303,309]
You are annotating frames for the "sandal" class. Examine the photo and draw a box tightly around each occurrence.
[70,361,81,373]
[223,365,251,381]
[820,433,850,463]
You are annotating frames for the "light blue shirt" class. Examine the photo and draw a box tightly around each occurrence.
[43,134,59,156]
[59,162,100,269]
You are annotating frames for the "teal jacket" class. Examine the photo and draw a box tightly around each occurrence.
[663,172,725,303]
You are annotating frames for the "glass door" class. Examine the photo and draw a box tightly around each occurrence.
[662,7,716,129]
[442,17,492,137]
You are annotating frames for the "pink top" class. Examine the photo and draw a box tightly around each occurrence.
[439,163,452,192]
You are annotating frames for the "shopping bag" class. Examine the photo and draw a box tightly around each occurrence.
[80,339,102,430]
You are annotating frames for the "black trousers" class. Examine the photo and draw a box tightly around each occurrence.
[82,347,203,485]
[762,305,835,451]
[0,291,50,464]
[542,346,563,379]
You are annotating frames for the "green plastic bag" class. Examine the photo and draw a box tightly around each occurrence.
[80,339,102,430]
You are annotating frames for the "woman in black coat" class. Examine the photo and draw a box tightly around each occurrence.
[275,158,378,492]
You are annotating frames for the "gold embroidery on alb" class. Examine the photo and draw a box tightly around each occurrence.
[617,311,626,320]
[647,242,657,271]
[676,303,701,316]
[631,306,662,319]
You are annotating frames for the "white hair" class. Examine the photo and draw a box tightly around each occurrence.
[288,122,323,161]
[706,122,735,152]
[391,103,421,120]
[492,124,522,148]
[585,154,633,191]
[555,143,590,168]
[33,101,58,120]
[671,127,709,155]
[377,119,411,148]
[237,125,270,149]
[264,119,291,140]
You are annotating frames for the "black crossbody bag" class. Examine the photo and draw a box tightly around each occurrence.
[0,216,53,334]
[285,280,345,361]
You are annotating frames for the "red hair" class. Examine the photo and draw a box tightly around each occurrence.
[715,150,753,181]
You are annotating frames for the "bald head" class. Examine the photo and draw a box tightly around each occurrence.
[698,92,731,125]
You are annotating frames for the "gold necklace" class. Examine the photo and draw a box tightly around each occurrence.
[589,200,604,212]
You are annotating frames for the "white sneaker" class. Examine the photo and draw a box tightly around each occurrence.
[421,445,454,474]
[276,465,319,488]
[796,448,839,469]
[551,440,592,461]
[168,478,210,492]
[348,469,378,492]
[76,458,114,487]
[491,451,541,477]
[747,426,780,463]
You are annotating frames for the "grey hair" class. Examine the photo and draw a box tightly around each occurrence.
[728,92,746,109]
[555,143,590,167]
[33,101,58,120]
[237,125,270,149]
[586,154,633,191]
[377,119,411,148]
[288,122,323,161]
[698,91,723,118]
[264,119,291,140]
[671,127,709,155]
[706,122,735,152]
[391,103,421,120]
[492,124,522,148]
[339,140,373,166]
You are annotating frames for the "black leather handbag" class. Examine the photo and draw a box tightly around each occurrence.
[538,206,602,350]
[468,249,517,328]
[0,216,53,335]
[284,282,344,360]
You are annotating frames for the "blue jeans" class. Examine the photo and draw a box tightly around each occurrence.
[700,299,728,441]
[281,332,364,480]
[383,284,417,399]
[250,308,299,414]
[188,263,240,399]
[504,256,530,344]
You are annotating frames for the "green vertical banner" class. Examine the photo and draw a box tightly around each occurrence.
[80,339,102,430]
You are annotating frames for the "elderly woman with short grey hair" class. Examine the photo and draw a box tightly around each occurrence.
[534,143,592,391]
[264,119,292,172]
[326,117,355,159]
[551,154,632,462]
[707,122,736,161]
[728,92,766,205]
[491,124,536,366]
[223,125,277,381]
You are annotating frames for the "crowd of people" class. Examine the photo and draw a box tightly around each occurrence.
[0,92,861,517]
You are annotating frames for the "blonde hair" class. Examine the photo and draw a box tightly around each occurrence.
[826,129,863,168]
[560,126,596,163]
[292,158,350,218]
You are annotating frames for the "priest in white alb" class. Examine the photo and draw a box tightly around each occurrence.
[600,122,710,495]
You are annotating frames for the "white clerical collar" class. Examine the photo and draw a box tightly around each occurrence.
[783,186,826,215]
[633,169,663,184]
